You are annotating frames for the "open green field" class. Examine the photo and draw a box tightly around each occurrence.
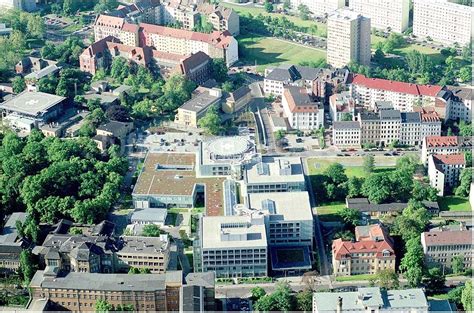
[335,274,377,282]
[307,157,396,178]
[221,2,326,36]
[316,202,345,222]
[238,34,326,71]
[438,196,471,212]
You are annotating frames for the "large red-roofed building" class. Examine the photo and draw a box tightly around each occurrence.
[428,153,466,196]
[421,135,472,164]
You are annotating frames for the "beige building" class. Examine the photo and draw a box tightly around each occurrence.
[413,0,473,46]
[174,88,222,128]
[289,0,344,17]
[196,3,240,36]
[428,154,466,196]
[349,0,410,33]
[332,121,361,148]
[282,86,324,130]
[421,135,472,165]
[421,224,473,272]
[332,224,396,276]
[327,9,371,68]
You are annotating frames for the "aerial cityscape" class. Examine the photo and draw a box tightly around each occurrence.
[0,0,472,312]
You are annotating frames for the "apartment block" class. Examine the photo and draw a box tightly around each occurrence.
[327,9,371,68]
[263,64,322,96]
[289,0,345,17]
[421,135,472,164]
[282,86,324,130]
[332,121,361,148]
[445,87,473,123]
[349,0,410,33]
[196,3,240,36]
[421,224,473,271]
[350,74,443,112]
[332,224,396,276]
[413,0,473,46]
[428,154,466,196]
[329,91,355,122]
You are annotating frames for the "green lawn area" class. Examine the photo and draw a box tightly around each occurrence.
[316,202,345,222]
[221,2,326,36]
[307,157,395,178]
[438,196,471,212]
[239,34,326,71]
[335,274,377,282]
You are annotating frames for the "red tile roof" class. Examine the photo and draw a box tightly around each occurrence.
[425,136,459,148]
[283,86,320,113]
[422,229,472,246]
[351,74,443,97]
[432,153,466,165]
[332,238,395,260]
[421,111,441,122]
[95,14,125,28]
[122,22,139,33]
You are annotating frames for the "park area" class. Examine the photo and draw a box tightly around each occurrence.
[438,196,471,212]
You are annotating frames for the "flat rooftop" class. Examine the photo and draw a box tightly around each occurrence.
[247,191,313,221]
[133,153,224,216]
[179,88,221,113]
[0,91,66,117]
[245,156,305,185]
[201,215,267,249]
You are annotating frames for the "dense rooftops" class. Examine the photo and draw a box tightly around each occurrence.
[424,136,472,148]
[350,74,443,96]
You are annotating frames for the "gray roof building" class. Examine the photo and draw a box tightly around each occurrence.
[0,91,66,119]
[346,197,439,215]
[379,109,401,120]
[179,88,221,113]
[401,111,421,123]
[130,208,168,225]
[265,64,321,82]
[333,121,360,129]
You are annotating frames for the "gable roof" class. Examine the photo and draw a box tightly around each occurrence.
[283,86,321,113]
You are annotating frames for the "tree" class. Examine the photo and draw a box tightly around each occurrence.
[251,286,266,301]
[106,105,130,122]
[423,267,446,295]
[363,155,375,174]
[210,59,228,83]
[19,249,36,285]
[451,255,464,274]
[198,105,222,135]
[254,294,275,312]
[95,299,113,313]
[12,76,26,93]
[455,168,472,197]
[373,48,385,63]
[400,237,424,287]
[461,280,472,312]
[465,151,472,167]
[297,4,310,20]
[69,227,83,235]
[296,289,313,312]
[128,267,140,274]
[459,66,472,83]
[264,0,273,12]
[142,224,163,237]
[393,201,430,242]
[346,176,364,198]
[333,230,354,241]
[340,113,352,121]
[283,0,291,10]
[271,282,295,311]
[458,121,472,137]
[324,163,347,185]
[375,269,399,290]
[362,173,391,204]
[338,208,361,227]
[411,181,438,202]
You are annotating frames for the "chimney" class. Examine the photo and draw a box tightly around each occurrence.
[336,296,343,313]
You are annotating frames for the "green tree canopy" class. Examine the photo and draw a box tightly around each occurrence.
[198,105,222,135]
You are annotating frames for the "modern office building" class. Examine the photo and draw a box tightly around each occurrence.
[174,88,222,128]
[421,224,473,272]
[413,0,473,46]
[327,9,371,68]
[349,0,410,33]
[428,154,466,196]
[421,136,472,164]
[282,86,324,130]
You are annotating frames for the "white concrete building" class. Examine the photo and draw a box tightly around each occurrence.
[421,136,472,165]
[350,74,443,112]
[349,0,410,33]
[263,65,322,96]
[198,215,268,278]
[445,87,472,123]
[420,111,443,142]
[282,86,324,130]
[289,0,345,17]
[428,154,466,196]
[413,0,473,46]
[400,112,421,146]
[327,9,371,68]
[332,121,361,148]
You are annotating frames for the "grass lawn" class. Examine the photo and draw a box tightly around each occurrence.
[307,157,395,178]
[239,34,326,71]
[438,196,471,212]
[316,202,345,222]
[335,274,377,282]
[221,2,326,36]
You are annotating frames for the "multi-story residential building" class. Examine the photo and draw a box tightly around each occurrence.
[428,154,466,196]
[358,111,381,146]
[29,270,214,312]
[244,157,306,193]
[332,121,361,148]
[421,224,473,272]
[444,86,473,123]
[93,15,238,66]
[349,0,410,33]
[174,88,222,128]
[197,215,268,278]
[282,86,324,130]
[263,64,322,96]
[196,3,240,36]
[420,110,443,142]
[400,112,421,146]
[329,91,355,122]
[110,0,161,25]
[350,74,443,112]
[413,0,473,46]
[421,136,472,164]
[289,0,344,17]
[313,287,429,313]
[379,109,401,146]
[0,212,27,273]
[332,224,396,276]
[33,233,174,274]
[327,9,371,68]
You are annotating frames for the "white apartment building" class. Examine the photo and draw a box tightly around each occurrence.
[350,74,443,112]
[379,109,401,146]
[400,112,421,146]
[421,136,472,165]
[289,0,344,17]
[332,121,361,148]
[413,0,473,46]
[349,0,410,33]
[329,91,356,122]
[244,157,306,194]
[428,154,466,196]
[247,192,314,247]
[282,86,324,130]
[421,224,473,271]
[198,215,268,278]
[327,9,371,68]
[445,87,472,123]
[420,111,443,142]
[263,65,322,96]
